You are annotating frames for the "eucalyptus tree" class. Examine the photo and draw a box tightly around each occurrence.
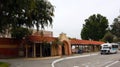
[81,14,108,41]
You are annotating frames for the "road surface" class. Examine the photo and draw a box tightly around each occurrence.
[1,52,120,67]
[54,52,120,67]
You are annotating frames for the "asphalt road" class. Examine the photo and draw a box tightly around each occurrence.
[0,58,56,67]
[1,52,120,67]
[54,52,120,67]
[108,61,120,67]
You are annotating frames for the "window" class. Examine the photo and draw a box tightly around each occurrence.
[112,45,118,48]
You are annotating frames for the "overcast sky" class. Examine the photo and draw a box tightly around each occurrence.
[46,0,120,39]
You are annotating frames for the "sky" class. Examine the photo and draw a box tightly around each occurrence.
[46,0,120,39]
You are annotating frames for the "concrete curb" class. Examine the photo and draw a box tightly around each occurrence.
[23,56,61,60]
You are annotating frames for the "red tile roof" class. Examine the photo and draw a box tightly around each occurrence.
[26,36,56,43]
[70,39,104,45]
[26,36,104,45]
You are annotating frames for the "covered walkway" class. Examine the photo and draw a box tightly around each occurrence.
[70,39,104,54]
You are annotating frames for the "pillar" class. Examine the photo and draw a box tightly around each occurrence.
[25,44,28,58]
[68,43,72,55]
[58,45,62,56]
[33,43,36,58]
[40,44,42,57]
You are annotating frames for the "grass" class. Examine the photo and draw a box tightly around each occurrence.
[0,62,10,67]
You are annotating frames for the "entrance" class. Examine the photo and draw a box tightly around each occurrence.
[26,43,51,57]
[42,43,51,57]
[36,43,40,57]
[61,41,70,55]
[62,45,65,55]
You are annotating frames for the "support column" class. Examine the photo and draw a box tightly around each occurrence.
[69,43,72,55]
[95,45,97,52]
[25,44,28,58]
[82,45,84,53]
[94,45,95,52]
[58,45,62,56]
[89,45,91,52]
[92,45,94,52]
[33,43,36,58]
[40,44,42,57]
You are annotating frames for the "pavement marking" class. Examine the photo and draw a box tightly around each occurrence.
[82,64,89,67]
[82,62,91,67]
[73,66,79,67]
[51,53,98,67]
[105,61,119,67]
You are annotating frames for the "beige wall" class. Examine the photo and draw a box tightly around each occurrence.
[32,30,53,37]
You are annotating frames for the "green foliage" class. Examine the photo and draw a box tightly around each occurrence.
[0,0,54,38]
[81,14,108,41]
[11,27,32,39]
[111,16,120,38]
[101,31,114,43]
[113,37,120,42]
[81,27,89,40]
[0,62,10,67]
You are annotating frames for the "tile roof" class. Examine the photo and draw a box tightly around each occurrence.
[70,39,104,45]
[26,35,56,43]
[26,36,104,45]
[0,38,20,44]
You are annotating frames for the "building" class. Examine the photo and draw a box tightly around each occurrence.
[0,31,104,58]
[32,30,53,37]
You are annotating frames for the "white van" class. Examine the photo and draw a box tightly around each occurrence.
[100,43,118,54]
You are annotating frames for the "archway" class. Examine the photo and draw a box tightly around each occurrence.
[62,45,65,55]
[62,41,70,55]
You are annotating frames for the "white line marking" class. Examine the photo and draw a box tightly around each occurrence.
[73,66,79,67]
[51,53,98,67]
[103,61,113,65]
[105,61,119,67]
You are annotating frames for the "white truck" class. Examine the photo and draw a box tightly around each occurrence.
[100,43,119,54]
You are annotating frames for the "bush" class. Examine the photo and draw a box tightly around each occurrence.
[0,62,10,67]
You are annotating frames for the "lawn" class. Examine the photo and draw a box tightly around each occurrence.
[0,62,10,67]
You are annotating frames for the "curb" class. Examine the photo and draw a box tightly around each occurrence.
[23,56,61,60]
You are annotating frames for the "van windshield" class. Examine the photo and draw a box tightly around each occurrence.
[103,47,110,49]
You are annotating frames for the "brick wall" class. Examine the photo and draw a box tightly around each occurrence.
[0,38,20,58]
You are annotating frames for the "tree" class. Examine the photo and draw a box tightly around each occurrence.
[11,27,32,39]
[81,14,108,41]
[111,16,120,38]
[0,0,54,39]
[101,31,114,43]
